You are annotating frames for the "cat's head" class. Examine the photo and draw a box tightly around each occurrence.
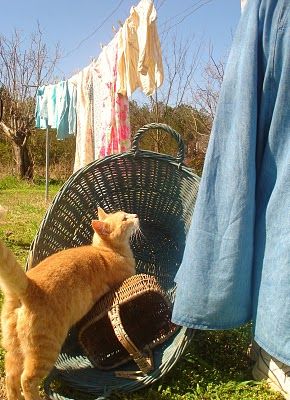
[91,207,139,247]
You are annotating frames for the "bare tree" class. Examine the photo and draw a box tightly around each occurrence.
[145,34,201,153]
[192,46,225,136]
[136,37,225,173]
[0,25,60,179]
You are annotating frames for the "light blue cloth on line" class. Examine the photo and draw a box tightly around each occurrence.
[172,0,290,365]
[55,80,77,140]
[35,81,77,140]
[35,86,48,129]
[46,85,57,129]
[67,81,77,137]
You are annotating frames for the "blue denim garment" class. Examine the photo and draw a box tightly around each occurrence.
[172,0,290,365]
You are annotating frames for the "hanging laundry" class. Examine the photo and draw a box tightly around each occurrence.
[67,80,77,139]
[92,30,131,159]
[35,80,77,139]
[117,0,164,97]
[35,0,163,173]
[241,0,248,11]
[72,0,163,172]
[72,66,94,171]
[46,84,57,128]
[54,80,77,140]
[35,85,49,129]
[73,32,131,172]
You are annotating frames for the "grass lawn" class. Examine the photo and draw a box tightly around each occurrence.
[0,176,284,400]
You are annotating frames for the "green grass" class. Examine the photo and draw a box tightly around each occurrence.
[0,176,284,400]
[0,176,62,263]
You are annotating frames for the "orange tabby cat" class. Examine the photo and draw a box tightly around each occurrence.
[0,207,138,400]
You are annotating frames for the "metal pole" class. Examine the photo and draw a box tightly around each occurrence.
[45,125,49,203]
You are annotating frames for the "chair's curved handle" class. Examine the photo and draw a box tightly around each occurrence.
[131,123,185,164]
[108,305,154,374]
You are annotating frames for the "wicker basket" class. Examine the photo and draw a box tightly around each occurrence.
[26,123,200,400]
[78,274,178,374]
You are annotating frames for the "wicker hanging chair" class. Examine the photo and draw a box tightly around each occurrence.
[26,123,200,400]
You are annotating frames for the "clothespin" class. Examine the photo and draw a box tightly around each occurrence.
[118,20,123,27]
[100,43,104,49]
[112,25,117,33]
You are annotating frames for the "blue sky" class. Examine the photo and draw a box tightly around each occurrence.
[1,0,241,103]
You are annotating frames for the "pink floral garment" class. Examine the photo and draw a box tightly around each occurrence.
[92,31,130,160]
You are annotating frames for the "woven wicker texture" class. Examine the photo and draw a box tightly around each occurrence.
[27,123,200,400]
[78,274,178,372]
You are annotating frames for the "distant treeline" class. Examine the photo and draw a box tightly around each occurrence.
[0,101,211,180]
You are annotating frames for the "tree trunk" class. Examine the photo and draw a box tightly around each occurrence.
[0,122,34,180]
[12,131,34,179]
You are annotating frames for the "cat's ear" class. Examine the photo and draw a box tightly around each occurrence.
[92,220,111,236]
[97,207,107,221]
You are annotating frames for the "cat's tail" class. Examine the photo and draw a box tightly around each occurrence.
[0,240,28,297]
[0,207,28,297]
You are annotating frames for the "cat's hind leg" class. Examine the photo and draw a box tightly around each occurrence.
[20,347,60,400]
[1,296,24,400]
[16,300,66,400]
[4,350,24,400]
[19,332,62,400]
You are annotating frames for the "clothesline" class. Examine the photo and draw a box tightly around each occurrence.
[35,0,164,201]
